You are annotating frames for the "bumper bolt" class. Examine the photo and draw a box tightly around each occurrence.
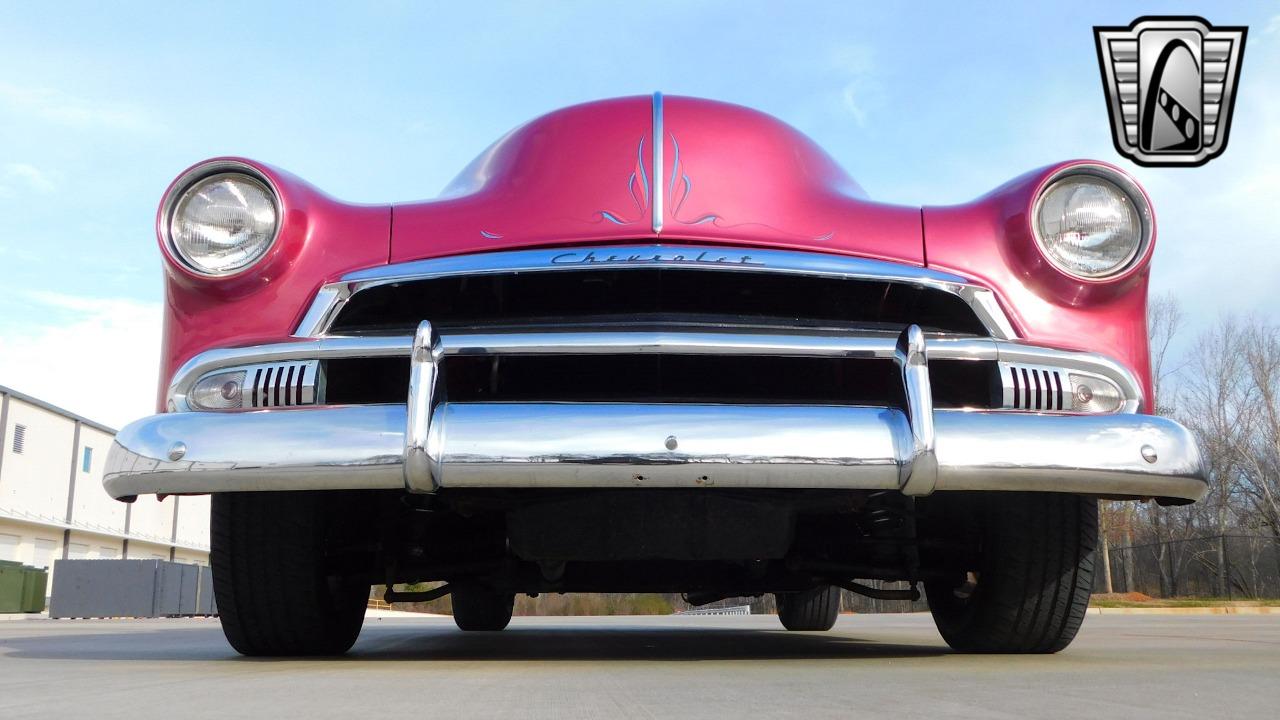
[664,435,678,450]
[1141,444,1158,464]
[168,442,187,461]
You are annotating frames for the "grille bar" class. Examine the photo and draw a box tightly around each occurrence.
[171,333,1141,415]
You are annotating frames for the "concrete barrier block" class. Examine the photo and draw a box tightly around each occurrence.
[50,560,160,618]
[48,559,216,618]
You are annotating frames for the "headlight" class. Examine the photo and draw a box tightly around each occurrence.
[1033,171,1147,279]
[167,171,278,275]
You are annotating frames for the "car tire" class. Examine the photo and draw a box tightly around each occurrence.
[924,492,1097,654]
[211,491,370,656]
[775,585,841,631]
[451,583,515,631]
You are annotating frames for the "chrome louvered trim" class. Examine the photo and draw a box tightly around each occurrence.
[248,359,322,409]
[1001,362,1066,412]
[290,244,1019,341]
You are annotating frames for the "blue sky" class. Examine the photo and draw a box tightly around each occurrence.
[1,1,1276,426]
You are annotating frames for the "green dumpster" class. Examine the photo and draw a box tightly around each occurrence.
[0,561,48,613]
[0,560,24,613]
[21,565,48,613]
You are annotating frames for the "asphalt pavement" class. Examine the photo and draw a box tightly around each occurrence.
[1,613,1277,719]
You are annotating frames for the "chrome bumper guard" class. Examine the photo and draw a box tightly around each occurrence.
[104,324,1208,503]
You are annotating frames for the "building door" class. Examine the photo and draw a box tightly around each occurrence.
[0,533,19,562]
[32,538,57,570]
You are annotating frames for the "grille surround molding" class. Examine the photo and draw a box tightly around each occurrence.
[291,244,1019,340]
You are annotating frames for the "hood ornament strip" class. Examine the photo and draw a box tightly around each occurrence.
[652,91,664,235]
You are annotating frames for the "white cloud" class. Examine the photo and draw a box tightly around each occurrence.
[1134,81,1280,328]
[841,85,869,127]
[1267,14,1280,34]
[0,163,56,197]
[828,44,880,127]
[1211,93,1280,208]
[0,81,165,133]
[0,243,41,262]
[0,292,162,429]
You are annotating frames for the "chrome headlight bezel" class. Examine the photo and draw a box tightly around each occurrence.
[1030,165,1153,281]
[161,161,281,278]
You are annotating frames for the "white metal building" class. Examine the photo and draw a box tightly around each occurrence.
[0,384,210,581]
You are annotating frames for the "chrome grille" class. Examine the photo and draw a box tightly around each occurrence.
[325,268,992,337]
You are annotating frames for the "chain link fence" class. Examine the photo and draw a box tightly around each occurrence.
[705,535,1280,616]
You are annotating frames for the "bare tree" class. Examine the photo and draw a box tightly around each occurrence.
[1118,294,1190,595]
[1187,320,1240,595]
[1238,325,1280,540]
[1148,293,1187,416]
[1123,299,1280,599]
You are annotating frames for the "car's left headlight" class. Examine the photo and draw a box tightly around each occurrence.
[166,169,279,276]
[1032,169,1149,279]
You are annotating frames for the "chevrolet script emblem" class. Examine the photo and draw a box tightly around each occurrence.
[1094,16,1247,167]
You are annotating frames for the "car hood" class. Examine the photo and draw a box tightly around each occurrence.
[389,95,923,266]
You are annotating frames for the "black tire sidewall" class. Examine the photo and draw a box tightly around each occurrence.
[211,491,370,656]
[924,493,1098,654]
[451,583,515,631]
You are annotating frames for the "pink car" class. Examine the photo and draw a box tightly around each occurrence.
[105,95,1205,656]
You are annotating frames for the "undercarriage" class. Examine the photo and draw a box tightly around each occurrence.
[377,488,937,602]
[211,485,1096,654]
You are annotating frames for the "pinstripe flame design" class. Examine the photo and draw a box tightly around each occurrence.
[594,93,828,240]
[595,137,652,227]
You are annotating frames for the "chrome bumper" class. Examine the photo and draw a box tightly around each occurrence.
[104,324,1207,503]
[104,400,1206,501]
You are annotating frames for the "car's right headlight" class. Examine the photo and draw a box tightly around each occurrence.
[166,168,279,276]
[1032,168,1150,279]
